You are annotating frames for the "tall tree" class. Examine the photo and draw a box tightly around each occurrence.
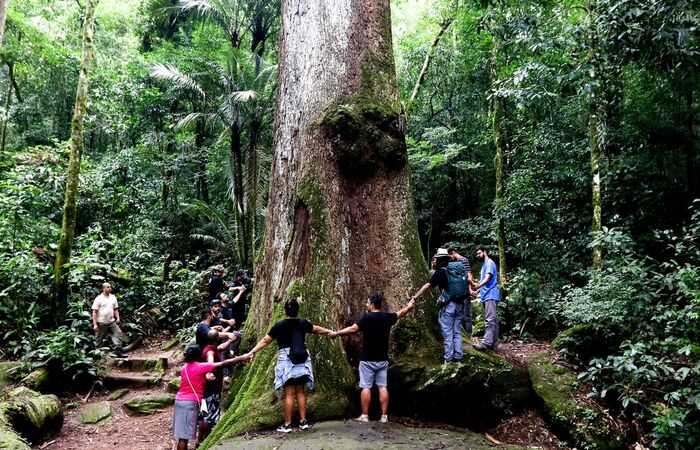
[0,0,9,48]
[53,0,98,320]
[205,0,430,443]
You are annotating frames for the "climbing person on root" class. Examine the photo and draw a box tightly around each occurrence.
[92,282,124,358]
[197,329,239,443]
[173,344,251,450]
[471,245,500,352]
[410,247,470,363]
[328,294,416,423]
[244,298,333,433]
[208,264,228,301]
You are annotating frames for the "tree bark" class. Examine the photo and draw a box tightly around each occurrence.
[205,0,431,444]
[0,0,9,48]
[53,0,98,321]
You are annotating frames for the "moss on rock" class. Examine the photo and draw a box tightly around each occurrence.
[19,368,50,393]
[0,423,31,450]
[551,324,617,363]
[528,352,626,449]
[388,345,530,430]
[77,401,112,424]
[123,394,175,415]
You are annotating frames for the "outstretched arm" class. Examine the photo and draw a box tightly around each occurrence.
[246,335,273,357]
[329,323,360,339]
[411,282,432,301]
[312,325,333,336]
[212,353,251,368]
[396,299,416,320]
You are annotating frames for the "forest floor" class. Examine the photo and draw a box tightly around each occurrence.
[33,334,565,450]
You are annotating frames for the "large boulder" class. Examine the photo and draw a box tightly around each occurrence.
[528,352,627,449]
[0,387,63,445]
[388,346,531,430]
[124,393,175,415]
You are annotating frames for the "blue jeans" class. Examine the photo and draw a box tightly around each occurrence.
[483,300,500,349]
[438,301,464,361]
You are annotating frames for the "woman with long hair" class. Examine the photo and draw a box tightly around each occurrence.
[245,298,332,433]
[173,342,251,450]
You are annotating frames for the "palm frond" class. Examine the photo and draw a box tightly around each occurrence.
[149,63,206,99]
[230,90,257,102]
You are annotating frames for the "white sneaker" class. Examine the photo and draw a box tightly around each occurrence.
[354,414,369,422]
[380,415,388,423]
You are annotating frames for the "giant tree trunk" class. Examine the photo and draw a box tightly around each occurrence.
[204,0,432,444]
[52,0,98,321]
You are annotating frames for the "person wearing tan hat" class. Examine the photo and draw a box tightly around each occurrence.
[410,248,466,363]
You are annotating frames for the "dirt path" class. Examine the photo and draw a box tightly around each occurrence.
[36,336,565,450]
[36,333,183,450]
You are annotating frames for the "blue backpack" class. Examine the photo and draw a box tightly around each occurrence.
[443,262,469,302]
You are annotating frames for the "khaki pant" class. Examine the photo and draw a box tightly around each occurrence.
[96,321,122,349]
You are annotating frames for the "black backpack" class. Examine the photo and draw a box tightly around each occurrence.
[289,320,308,364]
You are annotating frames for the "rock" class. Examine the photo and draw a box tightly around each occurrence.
[161,337,180,351]
[0,362,21,391]
[0,387,63,444]
[114,357,168,372]
[528,352,627,449]
[123,393,175,415]
[167,378,180,393]
[19,368,50,393]
[77,401,112,424]
[103,373,162,389]
[207,420,520,450]
[388,346,531,429]
[106,388,130,401]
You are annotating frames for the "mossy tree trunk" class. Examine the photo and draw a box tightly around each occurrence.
[205,0,432,445]
[52,0,98,321]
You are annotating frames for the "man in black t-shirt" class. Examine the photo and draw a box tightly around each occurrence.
[330,294,416,423]
[196,308,214,349]
[228,269,252,330]
[208,265,228,301]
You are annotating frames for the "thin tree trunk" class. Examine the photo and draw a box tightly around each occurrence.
[490,34,507,288]
[588,3,603,270]
[686,87,697,198]
[229,120,247,265]
[0,67,11,154]
[247,116,261,256]
[53,0,98,322]
[195,119,209,203]
[206,0,430,443]
[0,0,9,48]
[409,16,453,106]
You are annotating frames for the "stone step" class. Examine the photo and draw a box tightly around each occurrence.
[113,357,168,372]
[103,373,162,390]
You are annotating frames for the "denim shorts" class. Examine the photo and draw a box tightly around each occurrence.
[358,360,389,388]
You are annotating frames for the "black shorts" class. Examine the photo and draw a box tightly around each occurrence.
[284,375,309,387]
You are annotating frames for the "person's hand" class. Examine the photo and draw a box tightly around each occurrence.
[206,372,216,381]
[408,298,416,308]
[328,331,338,339]
[213,325,224,332]
[93,324,99,332]
[244,352,254,363]
[115,318,120,324]
[230,334,238,342]
[240,286,246,292]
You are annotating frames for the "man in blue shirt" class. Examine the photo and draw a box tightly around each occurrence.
[472,245,500,351]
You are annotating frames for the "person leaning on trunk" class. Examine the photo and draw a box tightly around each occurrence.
[92,282,124,358]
